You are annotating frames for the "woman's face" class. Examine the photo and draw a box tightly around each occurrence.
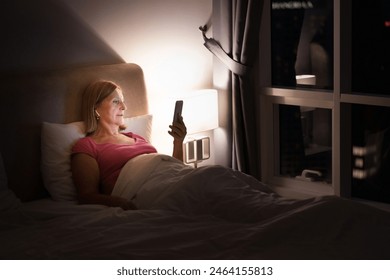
[95,88,127,128]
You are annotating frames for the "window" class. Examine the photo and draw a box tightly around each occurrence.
[271,0,333,90]
[277,105,332,183]
[351,104,390,203]
[259,0,390,203]
[352,0,390,95]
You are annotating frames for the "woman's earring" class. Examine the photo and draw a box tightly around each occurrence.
[95,110,100,120]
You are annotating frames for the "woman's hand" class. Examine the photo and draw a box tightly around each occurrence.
[169,116,187,161]
[168,115,187,143]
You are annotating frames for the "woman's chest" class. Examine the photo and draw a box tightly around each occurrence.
[99,134,136,145]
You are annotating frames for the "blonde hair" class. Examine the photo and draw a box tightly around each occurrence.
[82,80,126,135]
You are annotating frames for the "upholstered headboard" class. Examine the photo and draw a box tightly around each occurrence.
[0,63,148,201]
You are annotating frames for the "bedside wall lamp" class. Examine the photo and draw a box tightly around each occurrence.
[184,136,210,168]
[181,89,218,167]
[182,89,219,134]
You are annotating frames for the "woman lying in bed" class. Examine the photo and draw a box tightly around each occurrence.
[71,80,187,210]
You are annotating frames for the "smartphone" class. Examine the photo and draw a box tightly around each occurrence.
[173,100,183,122]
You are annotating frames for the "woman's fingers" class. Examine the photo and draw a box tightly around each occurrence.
[169,116,187,139]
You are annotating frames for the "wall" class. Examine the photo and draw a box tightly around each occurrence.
[1,0,229,166]
[0,0,124,72]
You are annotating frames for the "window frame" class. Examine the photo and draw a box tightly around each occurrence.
[258,0,390,201]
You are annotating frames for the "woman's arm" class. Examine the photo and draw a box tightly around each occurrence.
[71,153,136,210]
[168,116,187,161]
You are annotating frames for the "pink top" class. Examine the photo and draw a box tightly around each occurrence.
[71,132,157,191]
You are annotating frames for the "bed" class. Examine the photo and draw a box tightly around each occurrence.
[0,63,389,260]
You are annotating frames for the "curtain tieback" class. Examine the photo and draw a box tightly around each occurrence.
[199,25,248,76]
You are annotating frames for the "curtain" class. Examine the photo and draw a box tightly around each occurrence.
[201,0,263,177]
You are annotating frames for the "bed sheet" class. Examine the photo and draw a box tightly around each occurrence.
[1,155,390,260]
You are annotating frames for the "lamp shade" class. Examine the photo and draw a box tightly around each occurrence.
[181,89,219,134]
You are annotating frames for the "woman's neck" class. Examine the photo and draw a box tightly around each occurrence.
[93,124,120,138]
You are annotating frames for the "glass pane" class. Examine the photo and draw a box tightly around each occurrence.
[271,0,333,89]
[352,0,390,95]
[277,104,332,183]
[351,104,390,203]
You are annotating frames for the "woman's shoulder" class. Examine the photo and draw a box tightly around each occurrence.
[72,136,96,154]
[74,135,95,145]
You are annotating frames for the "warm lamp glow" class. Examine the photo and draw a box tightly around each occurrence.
[181,89,219,134]
[148,89,218,157]
[181,89,218,167]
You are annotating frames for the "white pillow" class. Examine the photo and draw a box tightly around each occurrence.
[41,121,85,201]
[41,114,153,201]
[123,114,153,142]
